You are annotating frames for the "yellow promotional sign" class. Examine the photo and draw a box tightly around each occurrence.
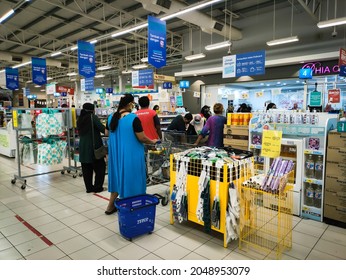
[12,110,18,128]
[261,130,282,158]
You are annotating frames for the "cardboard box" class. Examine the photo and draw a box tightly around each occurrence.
[224,125,249,136]
[224,138,249,147]
[324,203,346,223]
[328,130,346,147]
[327,146,346,163]
[325,189,346,207]
[326,161,346,177]
[325,175,346,192]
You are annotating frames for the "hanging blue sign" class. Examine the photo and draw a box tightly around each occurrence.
[299,68,313,79]
[78,41,95,78]
[148,16,166,69]
[235,50,265,77]
[5,68,19,90]
[138,69,154,86]
[85,77,94,91]
[163,82,172,89]
[179,80,190,89]
[32,57,47,85]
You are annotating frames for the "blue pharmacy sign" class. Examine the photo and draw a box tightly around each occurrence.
[32,57,47,85]
[5,68,19,90]
[85,77,94,91]
[148,16,166,69]
[236,50,265,77]
[138,69,154,86]
[78,41,95,78]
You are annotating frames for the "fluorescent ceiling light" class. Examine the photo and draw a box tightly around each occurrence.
[66,72,77,76]
[122,70,133,74]
[141,57,148,62]
[185,53,206,61]
[0,9,15,24]
[97,65,112,70]
[205,40,231,51]
[132,64,148,69]
[12,61,32,68]
[47,77,53,80]
[0,70,5,73]
[40,89,45,92]
[71,46,78,51]
[34,85,41,88]
[317,17,346,28]
[111,23,148,38]
[161,0,222,21]
[51,51,62,57]
[266,36,299,46]
[94,74,105,78]
[89,39,98,44]
[26,80,32,83]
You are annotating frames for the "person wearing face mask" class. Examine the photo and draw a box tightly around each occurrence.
[194,103,227,148]
[105,94,158,215]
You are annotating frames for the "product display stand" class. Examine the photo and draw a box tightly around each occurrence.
[169,147,254,248]
[10,108,72,189]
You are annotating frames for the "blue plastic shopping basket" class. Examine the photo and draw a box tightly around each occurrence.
[114,194,160,241]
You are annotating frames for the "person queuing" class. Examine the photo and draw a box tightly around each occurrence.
[136,96,162,140]
[194,103,227,148]
[166,113,193,132]
[266,102,277,111]
[77,103,108,193]
[105,94,157,215]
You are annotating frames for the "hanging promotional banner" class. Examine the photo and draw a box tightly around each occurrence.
[309,91,322,106]
[339,48,346,66]
[148,16,166,69]
[138,69,154,87]
[78,40,95,78]
[222,55,236,78]
[340,65,346,77]
[328,89,340,103]
[235,50,265,77]
[261,130,282,158]
[5,68,19,90]
[46,83,56,95]
[85,77,94,91]
[32,57,47,85]
[132,71,139,87]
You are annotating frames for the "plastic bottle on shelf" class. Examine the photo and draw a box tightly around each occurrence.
[305,154,315,178]
[305,183,314,206]
[314,155,323,180]
[314,184,322,208]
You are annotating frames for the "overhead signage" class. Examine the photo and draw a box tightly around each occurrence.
[301,61,340,75]
[328,89,340,103]
[339,48,346,66]
[32,57,47,85]
[309,91,322,106]
[299,68,313,79]
[46,83,56,95]
[5,67,19,90]
[132,71,139,87]
[176,95,183,107]
[78,40,95,78]
[106,88,113,93]
[85,77,94,91]
[138,69,154,87]
[340,65,346,77]
[162,82,172,89]
[154,74,175,82]
[148,16,166,69]
[235,50,265,77]
[222,55,236,78]
[179,80,190,89]
[23,87,30,96]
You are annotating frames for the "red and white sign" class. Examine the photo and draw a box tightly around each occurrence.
[339,48,346,66]
[328,88,341,103]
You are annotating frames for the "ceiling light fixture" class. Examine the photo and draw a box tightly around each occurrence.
[121,70,132,74]
[66,72,77,76]
[132,64,148,70]
[205,40,231,51]
[140,57,148,62]
[51,51,62,57]
[89,39,98,44]
[185,53,206,61]
[12,61,32,68]
[317,17,346,28]
[70,46,78,51]
[111,23,148,38]
[97,65,112,71]
[47,77,53,80]
[0,9,15,24]
[161,0,222,21]
[94,74,105,78]
[266,36,299,46]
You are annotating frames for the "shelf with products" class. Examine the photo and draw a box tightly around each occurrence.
[158,113,177,131]
[248,112,338,220]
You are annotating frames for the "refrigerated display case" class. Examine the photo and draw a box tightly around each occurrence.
[249,111,338,220]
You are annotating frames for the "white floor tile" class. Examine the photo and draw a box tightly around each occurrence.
[15,238,50,257]
[0,247,23,260]
[56,235,92,255]
[70,220,101,234]
[25,245,66,260]
[0,222,28,237]
[181,252,208,260]
[26,214,57,228]
[173,231,208,251]
[194,240,232,260]
[292,230,319,248]
[314,239,346,259]
[141,253,163,260]
[69,244,108,260]
[6,230,37,246]
[283,242,312,259]
[154,224,189,241]
[0,216,20,229]
[307,249,343,260]
[60,213,89,227]
[45,227,79,244]
[321,228,346,247]
[83,227,115,243]
[294,222,326,238]
[223,251,254,260]
[35,220,67,235]
[0,237,13,251]
[111,243,150,260]
[95,234,130,254]
[153,242,191,259]
[134,233,170,252]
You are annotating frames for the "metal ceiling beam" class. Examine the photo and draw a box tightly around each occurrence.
[296,0,320,23]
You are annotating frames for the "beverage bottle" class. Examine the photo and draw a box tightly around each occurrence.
[314,155,323,180]
[305,154,315,178]
[314,184,322,208]
[305,183,314,206]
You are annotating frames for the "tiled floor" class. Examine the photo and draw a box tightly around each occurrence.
[0,155,345,260]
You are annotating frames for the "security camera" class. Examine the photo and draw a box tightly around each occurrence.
[332,31,337,38]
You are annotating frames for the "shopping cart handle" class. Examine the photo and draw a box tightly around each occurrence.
[155,140,162,145]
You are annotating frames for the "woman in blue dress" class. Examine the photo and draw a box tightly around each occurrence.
[105,94,158,214]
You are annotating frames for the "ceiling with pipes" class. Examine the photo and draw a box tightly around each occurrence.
[0,0,345,87]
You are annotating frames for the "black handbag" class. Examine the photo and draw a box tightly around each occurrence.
[91,115,107,159]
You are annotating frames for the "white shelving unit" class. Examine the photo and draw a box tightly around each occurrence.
[158,114,177,131]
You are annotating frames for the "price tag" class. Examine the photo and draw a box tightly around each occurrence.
[12,110,18,128]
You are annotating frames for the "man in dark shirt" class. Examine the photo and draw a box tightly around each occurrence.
[166,113,193,131]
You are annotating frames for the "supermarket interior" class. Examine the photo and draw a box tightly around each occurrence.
[0,0,346,262]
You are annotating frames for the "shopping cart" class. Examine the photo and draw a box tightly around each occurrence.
[163,130,198,154]
[114,194,160,241]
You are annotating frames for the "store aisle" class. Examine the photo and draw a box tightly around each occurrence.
[0,155,345,260]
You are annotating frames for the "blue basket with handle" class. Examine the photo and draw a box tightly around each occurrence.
[114,194,160,241]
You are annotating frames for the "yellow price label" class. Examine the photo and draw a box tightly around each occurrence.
[12,110,18,128]
[260,130,282,158]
